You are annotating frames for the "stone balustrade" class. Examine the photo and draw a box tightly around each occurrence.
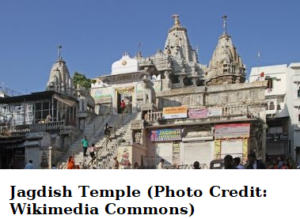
[145,111,163,122]
[145,105,252,122]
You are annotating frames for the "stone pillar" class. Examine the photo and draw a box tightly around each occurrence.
[48,146,52,169]
[192,77,197,86]
[162,71,171,91]
[179,75,184,87]
[262,123,268,162]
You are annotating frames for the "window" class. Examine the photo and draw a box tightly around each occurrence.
[298,88,300,97]
[298,114,300,122]
[277,104,281,110]
[269,102,275,110]
[266,77,273,89]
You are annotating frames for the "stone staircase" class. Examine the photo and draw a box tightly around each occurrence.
[82,112,139,169]
[59,110,140,169]
[58,113,114,168]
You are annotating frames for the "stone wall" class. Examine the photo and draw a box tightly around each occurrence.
[157,81,267,110]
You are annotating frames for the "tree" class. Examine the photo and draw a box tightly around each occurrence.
[73,72,96,89]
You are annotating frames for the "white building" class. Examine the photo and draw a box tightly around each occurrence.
[249,63,300,162]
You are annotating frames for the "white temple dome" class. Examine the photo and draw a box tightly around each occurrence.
[111,53,139,74]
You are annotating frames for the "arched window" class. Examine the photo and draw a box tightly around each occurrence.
[263,103,268,110]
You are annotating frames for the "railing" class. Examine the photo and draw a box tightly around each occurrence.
[0,85,23,97]
[30,121,65,132]
[145,111,162,122]
[222,105,248,116]
[216,153,244,160]
[86,102,132,169]
[145,105,252,122]
[0,120,65,135]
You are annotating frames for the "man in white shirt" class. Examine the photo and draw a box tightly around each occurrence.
[25,160,34,169]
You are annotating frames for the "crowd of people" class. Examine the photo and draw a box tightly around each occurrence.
[221,153,299,169]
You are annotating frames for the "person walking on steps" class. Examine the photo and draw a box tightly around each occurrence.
[88,144,96,160]
[81,136,89,157]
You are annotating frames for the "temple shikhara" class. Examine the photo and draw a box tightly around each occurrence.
[2,14,297,169]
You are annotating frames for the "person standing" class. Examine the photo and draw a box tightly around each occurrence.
[224,155,237,169]
[120,100,126,114]
[246,153,266,169]
[89,144,96,160]
[112,156,119,169]
[193,161,201,169]
[67,156,75,169]
[25,160,34,169]
[81,136,89,157]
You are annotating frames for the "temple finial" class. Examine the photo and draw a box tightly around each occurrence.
[222,15,228,34]
[196,45,199,55]
[172,14,180,26]
[57,45,62,60]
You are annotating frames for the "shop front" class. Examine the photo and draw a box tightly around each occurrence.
[214,123,250,163]
[146,128,182,168]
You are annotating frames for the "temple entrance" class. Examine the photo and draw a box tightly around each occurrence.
[115,87,134,114]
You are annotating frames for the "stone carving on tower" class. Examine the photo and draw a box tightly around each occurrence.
[205,16,246,86]
[161,14,204,87]
[46,46,74,95]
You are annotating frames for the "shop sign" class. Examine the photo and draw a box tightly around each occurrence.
[92,87,112,98]
[266,133,288,141]
[280,133,288,140]
[150,129,181,142]
[188,108,208,119]
[266,133,274,140]
[215,123,250,139]
[116,86,134,94]
[208,107,223,117]
[163,106,187,119]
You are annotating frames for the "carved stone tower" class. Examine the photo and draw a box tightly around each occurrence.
[206,16,246,86]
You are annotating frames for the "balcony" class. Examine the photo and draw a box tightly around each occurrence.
[0,121,65,136]
[144,105,255,124]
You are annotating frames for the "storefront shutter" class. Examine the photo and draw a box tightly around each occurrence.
[155,143,173,165]
[221,139,243,158]
[183,142,212,168]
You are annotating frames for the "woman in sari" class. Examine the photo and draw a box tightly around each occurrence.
[67,156,75,169]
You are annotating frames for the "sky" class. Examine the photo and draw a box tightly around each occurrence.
[0,0,299,94]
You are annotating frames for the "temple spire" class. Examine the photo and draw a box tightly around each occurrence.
[57,45,62,60]
[172,14,180,26]
[222,15,228,35]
